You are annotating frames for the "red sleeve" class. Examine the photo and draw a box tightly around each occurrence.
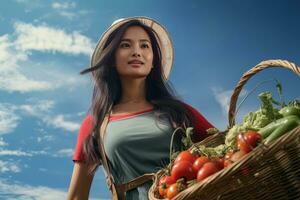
[73,115,94,162]
[182,103,214,142]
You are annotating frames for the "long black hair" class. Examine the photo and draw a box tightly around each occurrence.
[81,20,195,173]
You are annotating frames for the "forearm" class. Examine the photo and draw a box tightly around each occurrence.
[66,162,94,200]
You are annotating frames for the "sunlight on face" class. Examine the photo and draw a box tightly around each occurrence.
[115,26,154,79]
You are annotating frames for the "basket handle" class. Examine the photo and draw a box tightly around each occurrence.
[228,59,300,128]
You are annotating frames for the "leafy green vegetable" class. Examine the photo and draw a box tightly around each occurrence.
[225,124,247,149]
[288,99,300,109]
[225,91,284,149]
[242,92,282,129]
[206,128,220,135]
[192,144,227,158]
[181,127,194,150]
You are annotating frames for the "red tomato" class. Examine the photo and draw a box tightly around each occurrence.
[225,151,234,160]
[237,131,261,153]
[230,150,247,163]
[171,161,196,181]
[166,183,178,199]
[197,161,220,182]
[159,175,176,186]
[223,151,234,168]
[192,156,209,172]
[166,183,186,199]
[211,157,224,170]
[174,151,197,164]
[244,131,262,148]
[223,159,232,168]
[237,133,251,153]
[158,184,168,198]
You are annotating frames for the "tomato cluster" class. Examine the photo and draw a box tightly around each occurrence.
[224,131,262,168]
[158,151,224,199]
[157,130,262,199]
[237,130,262,153]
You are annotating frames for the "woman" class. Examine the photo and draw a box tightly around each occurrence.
[67,17,214,200]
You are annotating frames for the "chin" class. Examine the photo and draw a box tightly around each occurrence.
[130,74,148,79]
[121,73,149,79]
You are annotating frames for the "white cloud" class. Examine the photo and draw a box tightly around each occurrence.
[0,100,54,135]
[0,104,20,135]
[0,180,66,200]
[59,11,76,19]
[0,35,53,93]
[14,22,93,55]
[212,87,248,117]
[14,0,42,8]
[51,2,92,20]
[0,35,27,65]
[0,160,21,173]
[30,150,48,156]
[0,150,32,156]
[0,148,48,157]
[34,127,55,143]
[0,70,52,93]
[212,87,233,116]
[19,100,55,117]
[0,138,8,147]
[77,111,86,116]
[37,135,54,143]
[14,0,40,4]
[0,147,73,158]
[44,115,80,132]
[0,21,91,93]
[53,148,74,157]
[52,2,76,10]
[0,179,103,200]
[0,100,80,135]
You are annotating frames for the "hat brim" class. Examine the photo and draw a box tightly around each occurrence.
[91,16,174,79]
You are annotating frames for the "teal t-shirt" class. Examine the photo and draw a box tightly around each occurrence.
[103,110,180,199]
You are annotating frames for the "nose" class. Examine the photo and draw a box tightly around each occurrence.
[132,44,141,57]
[132,52,141,57]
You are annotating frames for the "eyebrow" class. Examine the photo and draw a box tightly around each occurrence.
[120,38,151,43]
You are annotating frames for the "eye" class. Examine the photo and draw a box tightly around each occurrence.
[141,43,150,48]
[119,42,130,48]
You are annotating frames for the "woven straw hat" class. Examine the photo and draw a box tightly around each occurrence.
[90,16,174,79]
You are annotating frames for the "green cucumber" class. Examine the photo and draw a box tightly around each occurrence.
[279,106,300,118]
[258,115,300,139]
[264,115,300,145]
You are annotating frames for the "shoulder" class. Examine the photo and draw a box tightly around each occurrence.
[73,114,94,162]
[180,101,197,111]
[77,114,94,139]
[82,114,94,129]
[179,101,202,116]
[179,101,214,133]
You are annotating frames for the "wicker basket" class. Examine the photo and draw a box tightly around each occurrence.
[148,59,300,200]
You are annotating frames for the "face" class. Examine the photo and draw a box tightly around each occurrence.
[115,26,154,79]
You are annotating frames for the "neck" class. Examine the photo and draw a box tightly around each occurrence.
[118,77,147,104]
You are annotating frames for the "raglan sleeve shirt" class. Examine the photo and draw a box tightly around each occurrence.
[72,103,214,163]
[73,114,94,163]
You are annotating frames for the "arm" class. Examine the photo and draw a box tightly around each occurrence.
[66,162,94,200]
[67,115,95,200]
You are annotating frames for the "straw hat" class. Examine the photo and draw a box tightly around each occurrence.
[90,16,174,79]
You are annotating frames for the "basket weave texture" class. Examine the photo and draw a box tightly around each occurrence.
[148,59,300,200]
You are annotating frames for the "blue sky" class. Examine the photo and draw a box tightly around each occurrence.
[0,0,299,199]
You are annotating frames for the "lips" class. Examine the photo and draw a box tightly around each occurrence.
[128,60,144,65]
